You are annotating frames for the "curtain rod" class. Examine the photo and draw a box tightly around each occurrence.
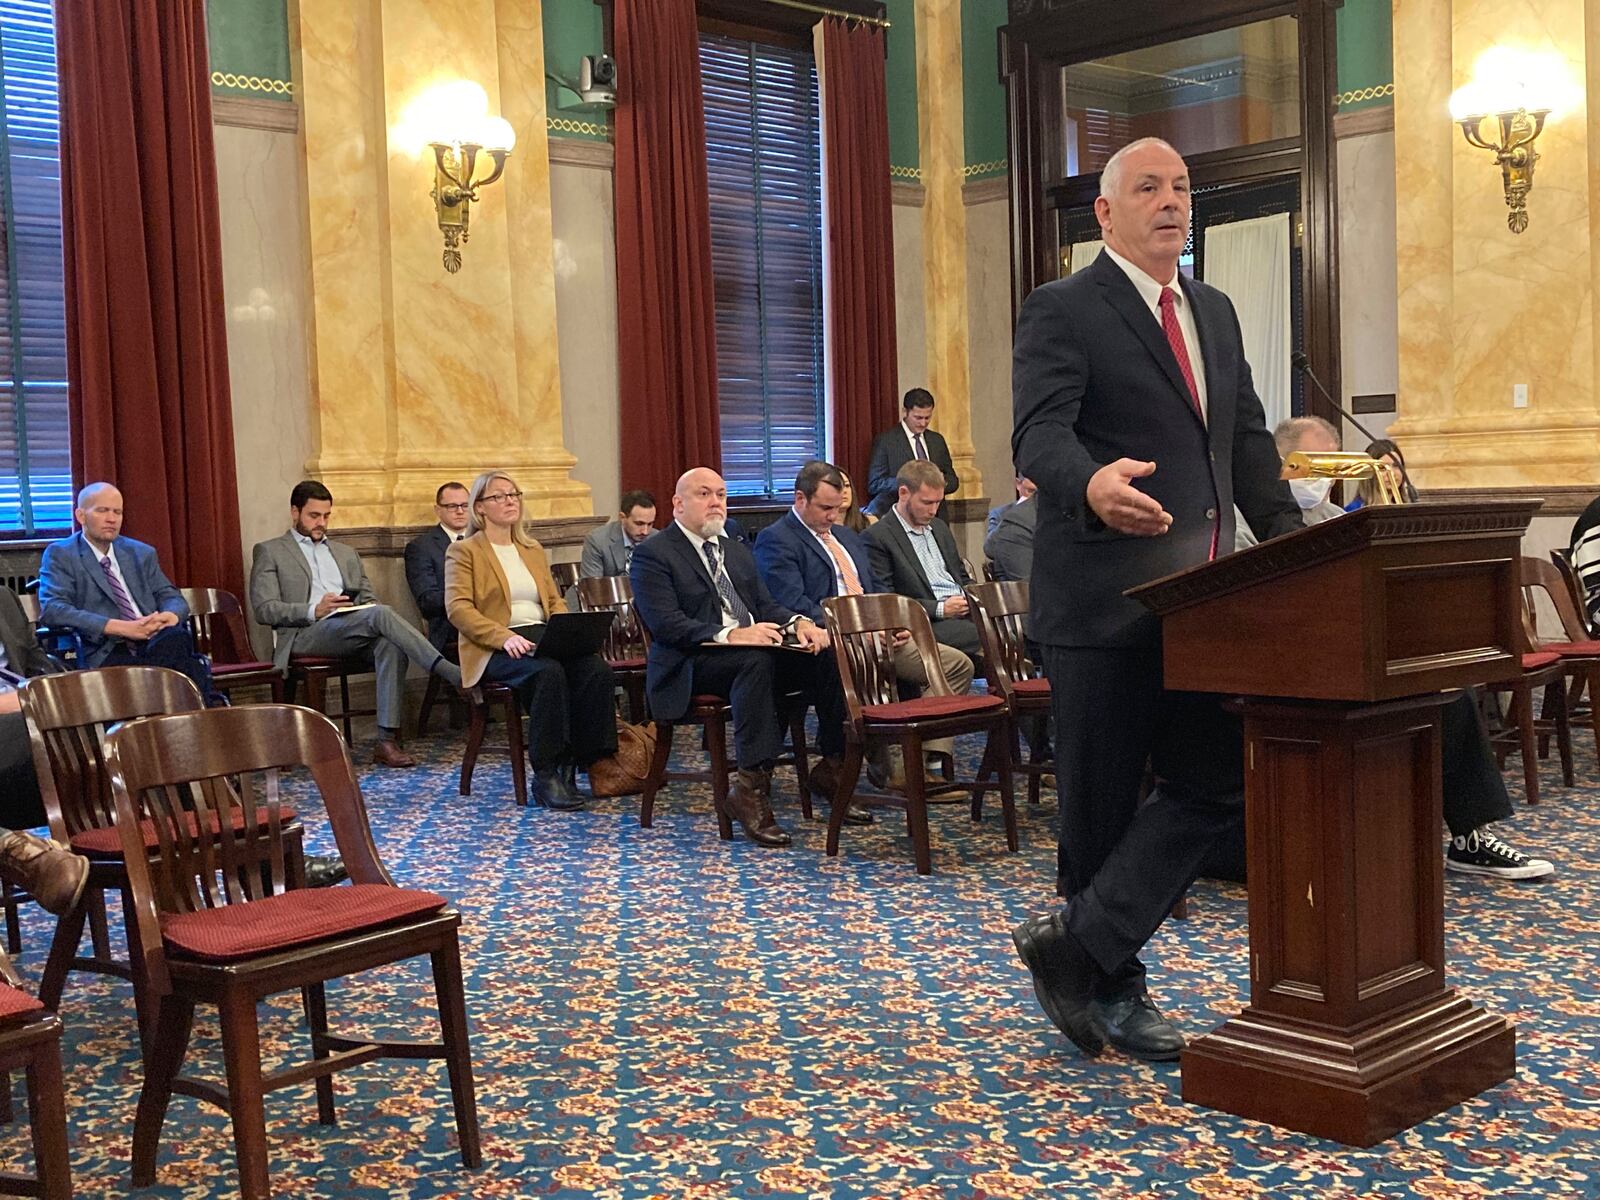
[762,0,891,29]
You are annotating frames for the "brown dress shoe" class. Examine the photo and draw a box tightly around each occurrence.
[724,769,791,847]
[0,831,90,918]
[371,739,417,768]
[808,757,872,825]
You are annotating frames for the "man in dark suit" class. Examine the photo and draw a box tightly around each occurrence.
[630,467,840,847]
[404,481,472,656]
[987,475,1036,537]
[38,482,222,705]
[865,388,959,517]
[863,460,981,661]
[1008,138,1304,1063]
[579,489,657,579]
[984,494,1037,585]
[0,584,62,830]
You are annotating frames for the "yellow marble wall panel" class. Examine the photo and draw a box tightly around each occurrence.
[913,0,982,499]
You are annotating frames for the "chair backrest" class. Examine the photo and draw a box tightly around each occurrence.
[1547,550,1595,637]
[551,560,582,594]
[1521,555,1590,643]
[179,586,253,664]
[18,666,205,842]
[965,580,1036,696]
[823,593,951,728]
[959,556,977,585]
[104,704,393,994]
[575,575,650,658]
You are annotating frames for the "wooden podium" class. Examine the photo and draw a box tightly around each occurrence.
[1129,500,1540,1146]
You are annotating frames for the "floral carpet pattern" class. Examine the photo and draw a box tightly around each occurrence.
[1,724,1595,1198]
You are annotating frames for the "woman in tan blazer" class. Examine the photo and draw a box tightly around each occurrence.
[445,470,617,810]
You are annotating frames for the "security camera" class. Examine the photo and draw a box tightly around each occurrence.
[579,55,616,106]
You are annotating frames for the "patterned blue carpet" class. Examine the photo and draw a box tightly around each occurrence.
[1,720,1595,1198]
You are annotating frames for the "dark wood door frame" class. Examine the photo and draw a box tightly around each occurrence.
[1001,0,1343,426]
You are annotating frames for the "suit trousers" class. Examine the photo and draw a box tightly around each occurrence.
[102,625,220,707]
[290,605,446,731]
[0,711,43,829]
[481,651,618,770]
[1045,643,1245,1001]
[688,646,846,769]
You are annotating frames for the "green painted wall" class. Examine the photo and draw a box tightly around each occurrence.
[206,0,292,99]
[1335,0,1394,110]
[543,1,610,142]
[883,0,919,176]
[961,0,1007,180]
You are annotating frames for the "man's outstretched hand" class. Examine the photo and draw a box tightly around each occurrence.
[1085,459,1173,537]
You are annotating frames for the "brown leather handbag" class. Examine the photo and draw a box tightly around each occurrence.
[588,720,658,797]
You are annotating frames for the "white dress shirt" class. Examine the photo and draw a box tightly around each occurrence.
[901,418,930,459]
[440,524,467,542]
[294,530,347,622]
[1102,242,1208,421]
[676,521,742,641]
[88,539,144,618]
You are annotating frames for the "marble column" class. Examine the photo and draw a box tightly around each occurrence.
[913,0,984,499]
[292,0,590,526]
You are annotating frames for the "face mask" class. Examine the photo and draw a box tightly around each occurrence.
[1290,478,1333,509]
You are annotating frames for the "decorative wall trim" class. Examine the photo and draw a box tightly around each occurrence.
[1334,82,1394,107]
[212,95,300,134]
[211,71,293,96]
[548,137,615,170]
[1421,486,1595,519]
[1333,105,1394,140]
[890,179,925,208]
[337,517,606,558]
[547,116,610,138]
[961,159,1008,179]
[963,175,1008,207]
[889,164,922,181]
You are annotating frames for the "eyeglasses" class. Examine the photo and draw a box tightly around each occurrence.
[481,490,523,504]
[437,502,470,512]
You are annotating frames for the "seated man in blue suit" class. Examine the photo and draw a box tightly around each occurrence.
[38,482,222,705]
[631,467,844,847]
[755,460,974,791]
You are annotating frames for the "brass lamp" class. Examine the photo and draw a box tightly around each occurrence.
[1280,451,1407,506]
[395,81,516,273]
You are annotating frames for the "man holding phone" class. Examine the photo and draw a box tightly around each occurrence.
[250,480,461,767]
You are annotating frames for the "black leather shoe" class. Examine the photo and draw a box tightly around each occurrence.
[1097,994,1186,1061]
[533,767,586,811]
[1011,913,1106,1055]
[303,854,348,889]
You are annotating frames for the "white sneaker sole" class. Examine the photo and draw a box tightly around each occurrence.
[1446,857,1555,880]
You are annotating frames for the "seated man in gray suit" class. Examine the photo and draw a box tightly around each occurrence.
[38,482,221,704]
[984,489,1037,584]
[863,460,982,660]
[987,475,1036,537]
[579,489,657,579]
[250,480,461,768]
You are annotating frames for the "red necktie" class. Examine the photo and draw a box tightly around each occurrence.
[1159,286,1218,562]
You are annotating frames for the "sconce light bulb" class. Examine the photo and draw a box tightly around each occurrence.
[478,116,517,154]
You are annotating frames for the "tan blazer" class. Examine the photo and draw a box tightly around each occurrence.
[444,532,567,688]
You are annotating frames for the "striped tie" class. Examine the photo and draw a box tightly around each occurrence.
[702,541,752,626]
[100,555,140,621]
[820,530,863,595]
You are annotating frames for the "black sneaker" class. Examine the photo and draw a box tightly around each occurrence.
[1446,827,1554,880]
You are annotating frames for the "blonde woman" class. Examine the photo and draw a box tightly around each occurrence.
[445,471,617,810]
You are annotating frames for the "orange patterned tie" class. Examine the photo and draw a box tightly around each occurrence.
[820,530,863,595]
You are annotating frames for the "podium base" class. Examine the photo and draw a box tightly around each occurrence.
[1180,989,1514,1146]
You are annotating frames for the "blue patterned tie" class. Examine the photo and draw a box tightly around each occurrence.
[702,541,752,626]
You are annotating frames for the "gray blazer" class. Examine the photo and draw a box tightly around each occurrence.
[249,531,376,668]
[984,498,1037,584]
[579,519,634,579]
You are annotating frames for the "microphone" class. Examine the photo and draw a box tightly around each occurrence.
[1290,352,1418,500]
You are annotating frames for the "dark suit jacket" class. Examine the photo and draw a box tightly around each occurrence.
[403,526,456,654]
[865,424,958,516]
[1011,251,1302,649]
[752,511,880,625]
[38,533,189,667]
[630,522,794,722]
[863,511,971,621]
[0,586,54,681]
[983,499,1037,584]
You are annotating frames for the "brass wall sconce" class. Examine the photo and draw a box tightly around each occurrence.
[430,136,512,273]
[395,81,516,273]
[1453,107,1547,235]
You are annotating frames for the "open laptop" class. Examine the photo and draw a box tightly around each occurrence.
[507,610,618,660]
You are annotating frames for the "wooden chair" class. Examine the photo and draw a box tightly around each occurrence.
[550,560,582,596]
[180,587,283,704]
[103,704,480,1200]
[1484,607,1573,805]
[284,652,378,745]
[17,666,301,1047]
[575,575,648,723]
[0,953,70,1200]
[822,593,1017,874]
[966,581,1052,806]
[14,593,78,666]
[1549,548,1593,635]
[457,682,528,807]
[1524,553,1600,752]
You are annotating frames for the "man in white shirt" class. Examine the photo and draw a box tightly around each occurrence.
[404,481,473,657]
[864,389,960,517]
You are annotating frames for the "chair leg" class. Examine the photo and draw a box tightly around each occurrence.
[904,734,933,875]
[418,674,443,736]
[24,1038,72,1200]
[640,723,674,828]
[87,886,112,962]
[1584,664,1600,758]
[459,699,487,798]
[790,712,812,821]
[826,744,865,858]
[121,882,156,1057]
[0,1068,11,1123]
[503,694,528,808]
[38,898,89,1011]
[430,928,482,1169]
[994,723,1019,853]
[970,732,997,822]
[706,716,734,842]
[2,878,20,955]
[269,673,285,703]
[337,672,356,744]
[303,982,337,1125]
[1554,676,1575,786]
[131,993,197,1188]
[1515,682,1540,805]
[218,989,273,1200]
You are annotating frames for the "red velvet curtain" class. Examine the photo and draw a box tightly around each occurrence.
[819,17,898,494]
[613,0,722,512]
[54,0,243,596]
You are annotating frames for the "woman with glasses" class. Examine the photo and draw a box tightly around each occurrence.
[445,470,618,809]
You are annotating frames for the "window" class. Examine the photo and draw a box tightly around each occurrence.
[0,0,69,536]
[700,32,825,499]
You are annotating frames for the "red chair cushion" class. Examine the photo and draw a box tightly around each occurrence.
[607,657,647,671]
[689,694,732,710]
[0,984,43,1025]
[1542,640,1600,657]
[1523,652,1562,670]
[212,660,278,676]
[1011,678,1052,696]
[161,884,447,963]
[288,655,355,670]
[69,806,298,858]
[863,694,1005,722]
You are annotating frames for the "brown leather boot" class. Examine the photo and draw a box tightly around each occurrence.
[808,757,873,825]
[372,738,417,768]
[725,768,791,847]
[0,830,89,918]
